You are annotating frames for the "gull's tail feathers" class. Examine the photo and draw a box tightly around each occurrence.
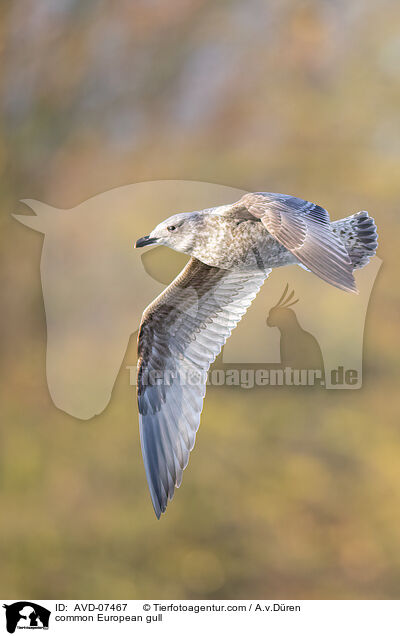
[332,211,378,270]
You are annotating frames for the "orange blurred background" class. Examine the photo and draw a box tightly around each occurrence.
[0,0,399,599]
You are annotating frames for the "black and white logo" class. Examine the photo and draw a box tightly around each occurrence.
[2,602,50,633]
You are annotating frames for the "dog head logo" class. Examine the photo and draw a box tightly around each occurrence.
[3,602,50,633]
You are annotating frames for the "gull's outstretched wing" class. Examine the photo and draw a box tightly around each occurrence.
[137,257,269,517]
[233,192,356,293]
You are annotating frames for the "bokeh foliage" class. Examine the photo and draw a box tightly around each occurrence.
[1,0,399,599]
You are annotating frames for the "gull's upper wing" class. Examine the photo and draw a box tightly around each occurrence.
[137,257,269,517]
[232,192,356,292]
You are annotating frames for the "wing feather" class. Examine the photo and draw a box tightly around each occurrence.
[234,192,356,292]
[137,257,269,517]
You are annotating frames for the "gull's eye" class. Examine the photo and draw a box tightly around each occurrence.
[167,225,177,232]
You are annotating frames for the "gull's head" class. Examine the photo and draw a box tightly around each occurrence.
[135,211,202,254]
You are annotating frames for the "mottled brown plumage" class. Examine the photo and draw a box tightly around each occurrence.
[135,192,378,517]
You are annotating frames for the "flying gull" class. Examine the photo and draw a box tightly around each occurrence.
[134,192,378,517]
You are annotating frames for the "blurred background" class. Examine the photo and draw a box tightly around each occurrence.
[0,0,399,599]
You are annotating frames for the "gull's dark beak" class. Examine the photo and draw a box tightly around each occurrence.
[134,235,158,248]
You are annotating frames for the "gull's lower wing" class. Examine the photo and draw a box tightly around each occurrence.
[233,192,356,293]
[137,257,269,518]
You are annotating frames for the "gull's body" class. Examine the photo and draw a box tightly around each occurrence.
[157,204,295,271]
[135,192,378,517]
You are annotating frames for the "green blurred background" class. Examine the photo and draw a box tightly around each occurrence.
[0,0,399,599]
